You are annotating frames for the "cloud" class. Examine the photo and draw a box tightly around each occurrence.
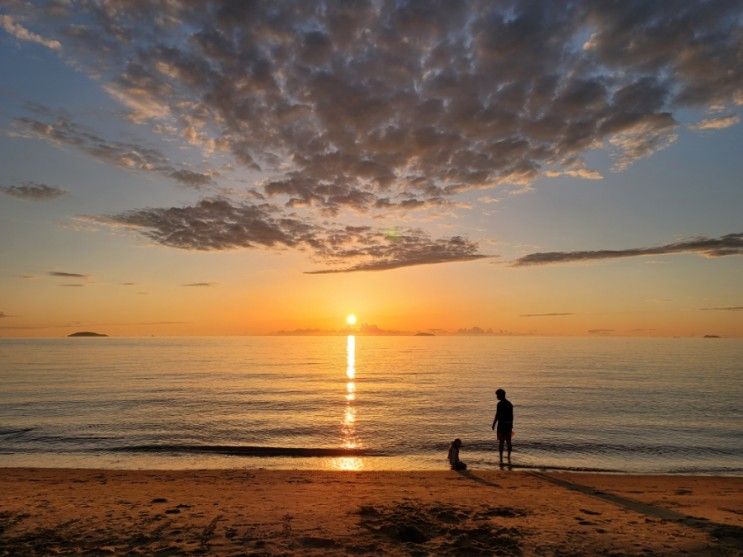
[4,1,741,214]
[588,329,614,334]
[182,282,215,287]
[690,114,740,130]
[49,271,88,278]
[514,233,743,266]
[12,116,213,188]
[456,327,495,335]
[60,283,85,287]
[0,15,61,50]
[520,312,575,317]
[86,197,488,273]
[1,182,68,200]
[304,235,486,274]
[0,312,6,318]
[700,306,743,311]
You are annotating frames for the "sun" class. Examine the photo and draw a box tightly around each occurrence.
[346,313,357,326]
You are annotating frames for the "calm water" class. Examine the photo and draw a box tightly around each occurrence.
[0,336,741,474]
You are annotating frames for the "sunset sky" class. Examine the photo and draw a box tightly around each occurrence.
[0,1,741,337]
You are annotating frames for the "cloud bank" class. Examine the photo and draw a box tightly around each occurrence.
[12,116,213,188]
[4,1,742,272]
[1,182,68,200]
[4,1,741,215]
[88,198,487,273]
[514,233,743,266]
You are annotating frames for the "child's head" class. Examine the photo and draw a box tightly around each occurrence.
[452,438,462,447]
[496,388,506,400]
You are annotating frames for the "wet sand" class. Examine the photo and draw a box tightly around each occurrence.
[0,468,741,555]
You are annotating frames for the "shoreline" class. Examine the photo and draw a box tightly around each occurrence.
[1,468,740,555]
[2,458,741,476]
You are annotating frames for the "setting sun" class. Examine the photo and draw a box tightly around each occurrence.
[346,314,357,326]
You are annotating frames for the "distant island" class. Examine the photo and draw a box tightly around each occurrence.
[415,332,435,336]
[67,331,108,337]
[703,334,721,338]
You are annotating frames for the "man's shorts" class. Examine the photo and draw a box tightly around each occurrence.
[496,423,512,441]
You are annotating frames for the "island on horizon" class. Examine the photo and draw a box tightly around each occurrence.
[67,331,109,337]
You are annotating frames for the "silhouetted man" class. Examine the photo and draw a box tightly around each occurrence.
[491,388,513,464]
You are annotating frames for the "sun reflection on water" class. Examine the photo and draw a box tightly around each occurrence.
[346,335,355,379]
[333,334,363,471]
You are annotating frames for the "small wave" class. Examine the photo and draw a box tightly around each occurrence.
[454,439,742,457]
[0,427,35,437]
[504,463,620,472]
[105,444,387,457]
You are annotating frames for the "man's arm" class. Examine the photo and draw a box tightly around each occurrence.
[491,406,499,430]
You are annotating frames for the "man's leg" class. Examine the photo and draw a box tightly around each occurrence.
[498,439,504,461]
[506,437,512,460]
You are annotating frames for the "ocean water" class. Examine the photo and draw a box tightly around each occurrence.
[0,336,741,474]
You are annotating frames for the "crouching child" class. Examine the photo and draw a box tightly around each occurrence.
[448,438,467,471]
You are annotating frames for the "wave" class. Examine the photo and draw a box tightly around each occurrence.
[105,444,387,457]
[0,427,35,437]
[454,439,742,457]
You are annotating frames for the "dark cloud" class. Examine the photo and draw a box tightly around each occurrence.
[12,116,213,188]
[514,233,743,266]
[93,198,313,250]
[304,234,486,274]
[88,197,487,273]
[182,282,215,287]
[5,1,740,214]
[520,312,575,317]
[1,182,68,200]
[60,283,85,287]
[700,306,743,311]
[49,271,89,278]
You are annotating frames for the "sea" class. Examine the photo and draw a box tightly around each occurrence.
[0,336,741,474]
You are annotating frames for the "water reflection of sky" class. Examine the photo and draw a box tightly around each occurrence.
[333,335,363,471]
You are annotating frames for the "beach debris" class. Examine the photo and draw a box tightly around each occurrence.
[357,501,524,555]
[298,536,338,548]
[199,515,221,548]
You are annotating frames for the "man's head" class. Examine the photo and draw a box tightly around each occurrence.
[495,388,506,400]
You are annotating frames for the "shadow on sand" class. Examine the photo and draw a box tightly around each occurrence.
[530,472,743,551]
[455,469,503,488]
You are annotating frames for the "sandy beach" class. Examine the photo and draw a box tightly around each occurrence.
[0,468,741,556]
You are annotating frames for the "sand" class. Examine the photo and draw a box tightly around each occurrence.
[0,468,741,556]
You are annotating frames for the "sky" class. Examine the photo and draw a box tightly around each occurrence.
[0,0,741,337]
